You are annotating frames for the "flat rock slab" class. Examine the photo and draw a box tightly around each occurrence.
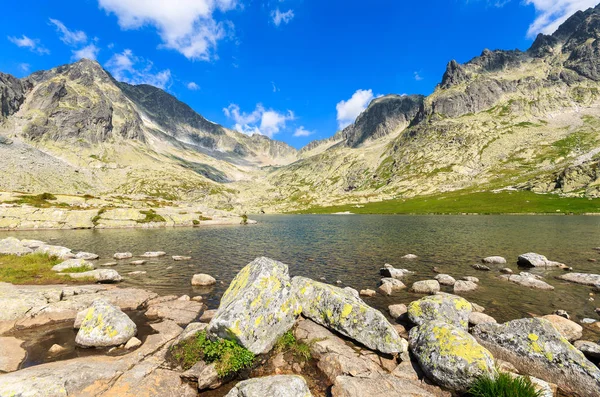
[557,273,600,287]
[332,374,437,397]
[499,273,555,290]
[51,258,94,272]
[0,237,33,256]
[226,375,313,397]
[146,299,204,326]
[0,337,26,372]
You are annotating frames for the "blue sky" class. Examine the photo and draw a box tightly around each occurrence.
[1,0,597,148]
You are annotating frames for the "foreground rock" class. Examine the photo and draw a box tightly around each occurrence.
[557,273,600,287]
[407,294,472,330]
[499,272,555,290]
[518,253,567,268]
[472,318,600,396]
[294,276,407,354]
[208,257,299,354]
[225,375,313,397]
[51,258,94,272]
[76,300,137,347]
[409,320,495,392]
[541,314,583,342]
[0,237,33,256]
[0,337,26,372]
[66,269,122,283]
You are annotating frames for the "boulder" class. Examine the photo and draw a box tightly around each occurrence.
[360,289,377,297]
[407,294,472,330]
[557,273,600,287]
[468,312,497,326]
[0,237,33,256]
[380,265,413,279]
[402,254,418,259]
[434,274,456,286]
[208,257,300,355]
[200,309,216,323]
[75,300,137,347]
[472,318,600,396]
[471,264,491,271]
[454,280,478,293]
[35,245,75,259]
[293,276,407,354]
[409,320,495,392]
[192,274,217,286]
[51,258,94,272]
[114,252,132,260]
[377,278,406,296]
[482,256,506,264]
[388,304,407,320]
[411,280,440,294]
[542,315,583,342]
[499,272,554,290]
[574,340,600,360]
[140,251,166,258]
[0,337,26,372]
[518,253,567,268]
[462,276,479,283]
[66,269,122,283]
[75,252,99,260]
[225,375,313,397]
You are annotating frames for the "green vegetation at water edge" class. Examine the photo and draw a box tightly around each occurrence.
[169,330,255,377]
[137,209,167,224]
[0,253,94,284]
[467,372,542,397]
[294,190,600,215]
[274,331,311,361]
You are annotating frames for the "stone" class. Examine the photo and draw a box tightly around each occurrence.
[140,251,166,258]
[388,304,407,320]
[332,374,437,397]
[20,239,46,249]
[0,237,33,256]
[557,273,600,287]
[454,280,478,293]
[0,337,26,372]
[99,262,117,267]
[574,340,600,359]
[146,299,204,326]
[462,276,479,283]
[66,269,122,283]
[343,287,359,298]
[407,294,472,330]
[380,265,414,279]
[130,260,146,265]
[75,300,137,347]
[402,254,418,259]
[499,272,555,290]
[377,278,406,296]
[542,314,583,342]
[468,312,497,326]
[582,318,596,324]
[208,257,300,355]
[518,253,567,268]
[172,256,192,261]
[178,295,190,301]
[409,320,495,392]
[51,258,94,272]
[500,268,514,274]
[293,277,407,354]
[482,256,506,264]
[127,271,146,276]
[360,289,377,297]
[225,375,313,397]
[175,322,208,344]
[472,318,600,396]
[191,274,217,286]
[114,252,133,260]
[471,302,485,313]
[411,280,440,294]
[180,361,222,390]
[434,274,456,286]
[35,245,75,259]
[554,310,570,319]
[75,252,99,260]
[124,336,142,350]
[48,344,67,355]
[471,264,491,271]
[191,296,203,302]
[200,309,216,323]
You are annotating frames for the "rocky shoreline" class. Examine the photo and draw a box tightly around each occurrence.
[0,249,599,396]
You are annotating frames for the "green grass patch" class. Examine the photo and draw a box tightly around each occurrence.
[199,216,213,221]
[294,190,600,215]
[274,331,311,361]
[0,253,93,284]
[241,214,248,225]
[92,208,107,226]
[7,193,68,208]
[169,331,254,378]
[467,372,542,397]
[137,209,167,224]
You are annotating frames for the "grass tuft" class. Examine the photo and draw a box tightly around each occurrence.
[137,209,167,224]
[274,331,312,361]
[468,372,543,397]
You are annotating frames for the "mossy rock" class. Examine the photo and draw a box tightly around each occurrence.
[75,299,137,347]
[407,294,472,330]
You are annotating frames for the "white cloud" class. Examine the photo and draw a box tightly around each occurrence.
[271,9,295,26]
[336,89,374,130]
[525,0,597,38]
[223,103,295,138]
[8,35,49,55]
[293,126,314,137]
[105,49,172,89]
[271,81,279,92]
[414,71,423,81]
[98,0,238,61]
[187,82,200,90]
[19,63,30,73]
[72,44,100,61]
[49,19,88,46]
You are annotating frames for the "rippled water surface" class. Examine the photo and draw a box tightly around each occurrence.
[9,215,600,335]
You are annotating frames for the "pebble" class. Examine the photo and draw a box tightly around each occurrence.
[554,310,570,320]
[402,254,418,259]
[172,256,192,261]
[48,344,67,355]
[124,337,142,350]
[178,295,191,301]
[500,268,514,274]
[191,296,203,302]
[582,318,597,324]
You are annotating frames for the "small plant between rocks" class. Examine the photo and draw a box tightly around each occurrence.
[274,331,311,361]
[467,372,543,397]
[170,330,255,378]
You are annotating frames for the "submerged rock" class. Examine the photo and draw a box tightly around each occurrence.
[0,237,33,256]
[51,258,94,272]
[380,264,414,279]
[75,300,137,347]
[499,272,554,290]
[557,272,600,287]
[172,255,192,261]
[518,253,567,268]
[402,254,418,259]
[409,320,495,392]
[472,318,600,396]
[471,264,491,271]
[140,251,166,258]
[482,256,506,264]
[208,257,300,355]
[411,280,440,294]
[75,252,99,260]
[225,375,313,397]
[293,276,407,354]
[454,280,478,293]
[407,294,472,330]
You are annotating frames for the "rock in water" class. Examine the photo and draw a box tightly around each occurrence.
[409,320,495,392]
[411,280,440,294]
[191,274,217,286]
[35,245,75,259]
[0,237,33,256]
[293,276,407,354]
[225,375,313,397]
[499,272,555,290]
[51,258,94,272]
[67,269,122,283]
[114,252,133,260]
[407,294,472,330]
[518,253,566,268]
[74,252,99,260]
[75,300,137,347]
[454,280,478,293]
[140,251,166,258]
[557,273,600,287]
[207,257,300,355]
[472,318,600,396]
[482,256,507,264]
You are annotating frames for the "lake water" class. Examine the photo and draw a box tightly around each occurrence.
[8,215,600,339]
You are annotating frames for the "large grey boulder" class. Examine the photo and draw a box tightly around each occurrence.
[472,318,600,396]
[208,257,300,355]
[0,237,33,256]
[75,300,137,347]
[51,258,94,272]
[518,253,567,268]
[409,320,495,392]
[225,375,313,397]
[407,294,472,330]
[293,276,407,354]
